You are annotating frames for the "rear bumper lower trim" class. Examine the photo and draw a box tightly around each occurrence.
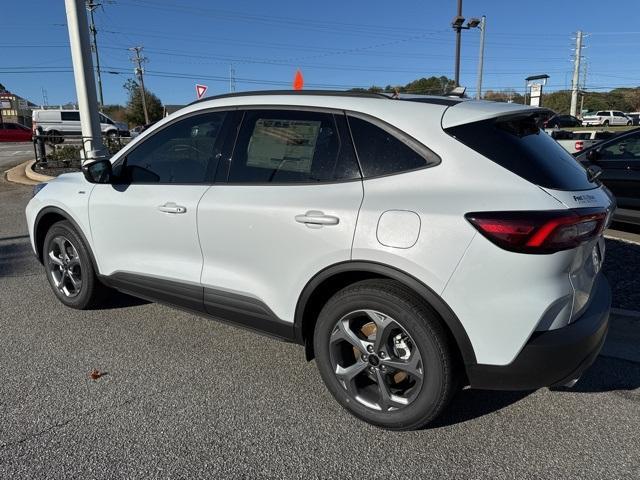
[466,273,611,390]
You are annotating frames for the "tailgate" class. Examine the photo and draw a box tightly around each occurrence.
[540,185,615,320]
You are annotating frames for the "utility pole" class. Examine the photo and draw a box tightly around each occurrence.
[41,88,49,107]
[130,46,149,124]
[570,31,583,117]
[64,0,107,163]
[580,61,588,116]
[453,0,463,86]
[86,1,104,107]
[475,15,486,100]
[229,63,236,92]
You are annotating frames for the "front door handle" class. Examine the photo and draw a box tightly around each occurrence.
[158,202,187,214]
[295,210,339,227]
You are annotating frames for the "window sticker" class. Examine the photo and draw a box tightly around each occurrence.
[246,119,321,173]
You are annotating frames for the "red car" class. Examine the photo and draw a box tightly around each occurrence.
[0,122,32,142]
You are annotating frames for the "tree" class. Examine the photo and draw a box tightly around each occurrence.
[483,89,524,104]
[351,76,457,96]
[0,83,7,93]
[123,78,163,126]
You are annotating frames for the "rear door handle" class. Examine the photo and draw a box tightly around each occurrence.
[295,210,339,227]
[158,202,187,214]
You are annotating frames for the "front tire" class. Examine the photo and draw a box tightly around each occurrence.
[313,279,456,430]
[43,220,108,309]
[603,120,610,126]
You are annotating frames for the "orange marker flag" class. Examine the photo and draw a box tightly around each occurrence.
[293,69,304,90]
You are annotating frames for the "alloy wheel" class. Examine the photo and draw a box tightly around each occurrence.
[329,309,424,412]
[47,236,82,298]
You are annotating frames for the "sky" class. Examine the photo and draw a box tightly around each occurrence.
[2,0,640,107]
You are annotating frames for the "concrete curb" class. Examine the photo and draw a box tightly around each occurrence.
[4,161,38,186]
[25,160,55,182]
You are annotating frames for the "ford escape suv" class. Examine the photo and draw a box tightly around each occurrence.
[26,91,613,430]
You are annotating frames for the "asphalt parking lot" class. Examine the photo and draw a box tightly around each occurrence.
[0,179,639,479]
[0,143,34,170]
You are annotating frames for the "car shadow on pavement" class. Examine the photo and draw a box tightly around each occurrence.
[93,290,150,310]
[0,236,40,277]
[559,354,640,395]
[428,389,533,428]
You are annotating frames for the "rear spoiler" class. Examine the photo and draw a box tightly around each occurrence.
[441,101,552,129]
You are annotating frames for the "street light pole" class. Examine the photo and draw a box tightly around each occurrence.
[475,15,486,100]
[64,0,107,164]
[454,0,463,86]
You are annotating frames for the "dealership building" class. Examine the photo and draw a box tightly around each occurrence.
[0,91,37,127]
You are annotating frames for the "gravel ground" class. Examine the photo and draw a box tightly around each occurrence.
[1,179,638,479]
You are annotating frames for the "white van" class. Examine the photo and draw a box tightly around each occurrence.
[31,109,129,142]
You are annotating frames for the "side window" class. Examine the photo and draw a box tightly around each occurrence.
[596,111,606,117]
[99,114,114,125]
[61,111,80,121]
[601,133,640,160]
[227,109,360,184]
[3,123,16,130]
[117,111,227,184]
[347,115,436,178]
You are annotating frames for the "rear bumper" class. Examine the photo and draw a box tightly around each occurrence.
[466,273,611,390]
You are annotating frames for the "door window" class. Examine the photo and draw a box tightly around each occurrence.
[116,111,228,184]
[601,133,640,160]
[348,115,438,178]
[228,109,360,183]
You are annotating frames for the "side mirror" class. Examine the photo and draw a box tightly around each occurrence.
[82,159,112,183]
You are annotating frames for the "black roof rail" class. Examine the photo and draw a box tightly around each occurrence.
[188,89,389,106]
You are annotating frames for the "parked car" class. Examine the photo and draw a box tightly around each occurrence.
[552,129,617,153]
[129,121,158,138]
[26,91,613,430]
[31,109,129,143]
[627,112,640,126]
[0,122,32,142]
[582,110,632,127]
[574,128,640,225]
[543,114,581,128]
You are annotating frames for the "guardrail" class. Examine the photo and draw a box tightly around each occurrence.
[32,127,131,172]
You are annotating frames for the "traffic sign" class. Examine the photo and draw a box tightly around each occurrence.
[195,84,208,99]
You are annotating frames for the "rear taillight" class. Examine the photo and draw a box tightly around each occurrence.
[466,209,607,254]
[575,140,584,151]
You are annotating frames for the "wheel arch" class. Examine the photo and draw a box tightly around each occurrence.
[34,206,99,273]
[294,261,476,366]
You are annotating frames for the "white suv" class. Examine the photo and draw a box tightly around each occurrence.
[26,91,613,430]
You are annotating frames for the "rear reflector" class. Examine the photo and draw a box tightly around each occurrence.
[466,208,608,254]
[575,140,584,151]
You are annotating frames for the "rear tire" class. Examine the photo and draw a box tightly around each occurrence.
[313,279,456,431]
[43,220,108,309]
[627,121,632,126]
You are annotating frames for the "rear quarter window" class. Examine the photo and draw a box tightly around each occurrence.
[347,115,439,178]
[446,114,595,191]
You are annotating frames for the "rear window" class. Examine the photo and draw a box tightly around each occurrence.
[446,114,595,191]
